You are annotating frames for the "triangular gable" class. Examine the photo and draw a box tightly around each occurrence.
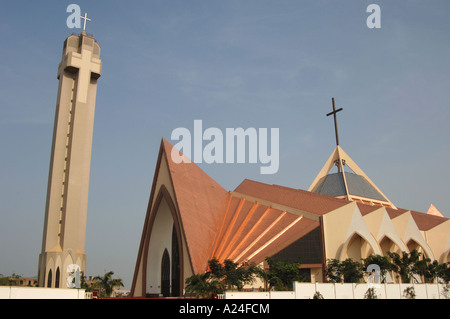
[131,140,176,296]
[131,139,230,296]
[391,211,434,259]
[427,204,444,217]
[160,138,230,274]
[309,146,396,208]
[421,218,450,263]
[338,204,382,259]
[362,207,408,253]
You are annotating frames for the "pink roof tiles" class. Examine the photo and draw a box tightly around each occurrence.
[234,179,349,216]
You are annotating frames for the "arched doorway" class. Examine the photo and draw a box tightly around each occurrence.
[379,236,401,256]
[161,249,170,297]
[171,224,180,296]
[406,239,429,259]
[55,267,60,288]
[47,269,52,288]
[342,233,374,260]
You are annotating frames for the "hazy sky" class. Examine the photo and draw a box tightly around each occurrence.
[1,1,449,289]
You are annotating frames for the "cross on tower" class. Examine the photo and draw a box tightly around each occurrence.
[80,12,91,32]
[65,44,101,103]
[326,97,343,146]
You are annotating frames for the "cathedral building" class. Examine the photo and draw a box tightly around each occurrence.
[130,137,449,297]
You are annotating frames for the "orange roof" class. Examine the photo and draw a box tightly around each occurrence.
[356,202,409,218]
[410,210,448,231]
[209,195,319,265]
[161,138,230,274]
[234,179,349,216]
[356,201,448,231]
[161,140,323,272]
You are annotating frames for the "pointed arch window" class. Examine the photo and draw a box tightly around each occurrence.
[171,224,180,296]
[161,249,170,297]
[47,269,52,288]
[55,267,60,288]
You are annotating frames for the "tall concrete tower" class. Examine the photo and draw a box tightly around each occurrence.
[38,31,101,288]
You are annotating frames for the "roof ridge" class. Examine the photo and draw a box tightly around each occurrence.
[234,179,350,216]
[240,179,352,204]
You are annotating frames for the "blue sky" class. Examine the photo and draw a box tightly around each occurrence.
[1,1,449,289]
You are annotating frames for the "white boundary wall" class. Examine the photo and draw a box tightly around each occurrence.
[0,287,87,299]
[224,283,449,299]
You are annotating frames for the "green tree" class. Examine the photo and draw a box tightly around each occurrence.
[415,258,436,283]
[436,262,450,283]
[185,273,223,298]
[208,258,260,291]
[262,257,305,290]
[184,257,306,297]
[0,274,8,286]
[416,260,450,284]
[325,258,364,283]
[325,259,343,283]
[387,250,422,283]
[185,258,261,298]
[362,254,395,283]
[341,258,364,283]
[92,271,124,297]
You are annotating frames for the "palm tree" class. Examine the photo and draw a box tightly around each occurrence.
[92,271,124,297]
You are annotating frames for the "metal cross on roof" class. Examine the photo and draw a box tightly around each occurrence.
[326,97,343,146]
[80,12,91,31]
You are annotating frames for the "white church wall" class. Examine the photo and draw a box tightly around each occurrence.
[314,283,336,299]
[0,287,86,299]
[225,292,270,299]
[294,283,316,299]
[426,283,441,299]
[334,283,354,299]
[225,283,448,299]
[353,283,369,299]
[268,291,295,299]
[412,284,428,299]
[146,198,174,295]
[384,284,402,299]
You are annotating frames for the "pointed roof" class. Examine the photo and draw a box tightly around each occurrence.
[159,141,329,271]
[309,146,396,208]
[427,204,444,218]
[160,138,230,273]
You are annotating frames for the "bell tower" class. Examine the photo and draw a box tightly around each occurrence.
[38,29,102,288]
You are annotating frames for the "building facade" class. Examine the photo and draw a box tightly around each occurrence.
[130,139,449,297]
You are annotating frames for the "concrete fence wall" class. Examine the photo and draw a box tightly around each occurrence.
[0,287,87,299]
[224,282,449,299]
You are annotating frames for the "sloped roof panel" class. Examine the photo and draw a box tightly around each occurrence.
[234,179,349,216]
[312,172,388,202]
